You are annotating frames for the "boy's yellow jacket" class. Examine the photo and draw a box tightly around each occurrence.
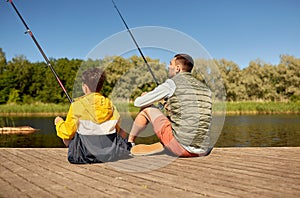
[56,93,120,140]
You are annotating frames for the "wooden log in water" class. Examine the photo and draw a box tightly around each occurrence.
[0,126,39,134]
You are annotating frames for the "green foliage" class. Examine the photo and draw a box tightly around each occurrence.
[215,55,300,102]
[0,48,7,74]
[0,47,299,104]
[7,89,21,104]
[109,55,167,101]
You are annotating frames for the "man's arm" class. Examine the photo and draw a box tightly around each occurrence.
[134,79,176,108]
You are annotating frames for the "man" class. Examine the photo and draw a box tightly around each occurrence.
[129,53,212,157]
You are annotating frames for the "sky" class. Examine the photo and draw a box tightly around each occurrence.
[0,0,299,69]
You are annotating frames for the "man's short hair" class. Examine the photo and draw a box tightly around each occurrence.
[174,53,194,72]
[81,68,106,92]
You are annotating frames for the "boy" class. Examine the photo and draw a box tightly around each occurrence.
[54,68,131,164]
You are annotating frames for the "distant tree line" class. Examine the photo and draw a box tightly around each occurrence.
[215,55,299,102]
[0,48,299,104]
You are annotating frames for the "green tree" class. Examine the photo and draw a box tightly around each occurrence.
[38,58,82,103]
[7,89,21,104]
[241,60,265,101]
[0,47,299,103]
[109,56,167,101]
[277,55,300,101]
[192,59,227,102]
[28,62,48,103]
[216,59,245,101]
[0,48,7,74]
[260,63,280,101]
[0,74,13,104]
[0,48,10,103]
[0,56,31,104]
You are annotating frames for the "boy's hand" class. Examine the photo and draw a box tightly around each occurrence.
[54,116,64,125]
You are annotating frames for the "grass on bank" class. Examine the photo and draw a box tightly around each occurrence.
[0,103,69,116]
[226,101,300,114]
[0,101,299,116]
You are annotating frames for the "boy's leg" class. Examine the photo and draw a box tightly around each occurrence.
[63,139,71,147]
[118,127,128,139]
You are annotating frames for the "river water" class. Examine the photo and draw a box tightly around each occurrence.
[0,114,299,148]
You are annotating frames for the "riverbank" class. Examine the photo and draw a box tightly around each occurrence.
[226,101,300,115]
[0,103,68,117]
[0,101,299,117]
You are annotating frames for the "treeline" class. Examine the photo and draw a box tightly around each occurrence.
[215,55,299,101]
[0,48,166,104]
[0,48,299,104]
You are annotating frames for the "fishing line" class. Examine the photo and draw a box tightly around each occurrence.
[111,0,159,86]
[7,0,73,103]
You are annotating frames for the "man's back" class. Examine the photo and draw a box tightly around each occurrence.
[167,72,212,149]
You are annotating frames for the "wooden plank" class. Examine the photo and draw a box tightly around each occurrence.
[0,147,299,198]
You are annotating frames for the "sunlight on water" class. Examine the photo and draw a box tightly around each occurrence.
[1,114,300,148]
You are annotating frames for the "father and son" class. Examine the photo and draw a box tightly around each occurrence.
[54,53,213,164]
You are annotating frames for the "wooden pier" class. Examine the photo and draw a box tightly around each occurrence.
[0,147,299,197]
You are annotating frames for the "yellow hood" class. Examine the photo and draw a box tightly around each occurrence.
[72,93,119,124]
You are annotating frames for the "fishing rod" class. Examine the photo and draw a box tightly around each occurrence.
[7,0,73,103]
[111,0,159,86]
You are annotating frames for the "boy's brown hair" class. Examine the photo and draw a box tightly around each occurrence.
[81,68,106,92]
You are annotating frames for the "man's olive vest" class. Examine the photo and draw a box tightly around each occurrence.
[166,72,212,149]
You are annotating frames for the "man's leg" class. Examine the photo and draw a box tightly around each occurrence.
[129,107,165,155]
[128,107,164,143]
[132,107,200,157]
[129,106,199,157]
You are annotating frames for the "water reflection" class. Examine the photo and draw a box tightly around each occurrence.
[1,114,299,147]
[0,116,64,147]
[216,114,300,147]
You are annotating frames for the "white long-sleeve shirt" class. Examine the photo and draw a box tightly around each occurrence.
[134,79,176,108]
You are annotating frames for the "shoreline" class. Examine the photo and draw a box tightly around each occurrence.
[0,112,67,117]
[225,110,300,115]
[0,111,299,117]
[0,101,299,117]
